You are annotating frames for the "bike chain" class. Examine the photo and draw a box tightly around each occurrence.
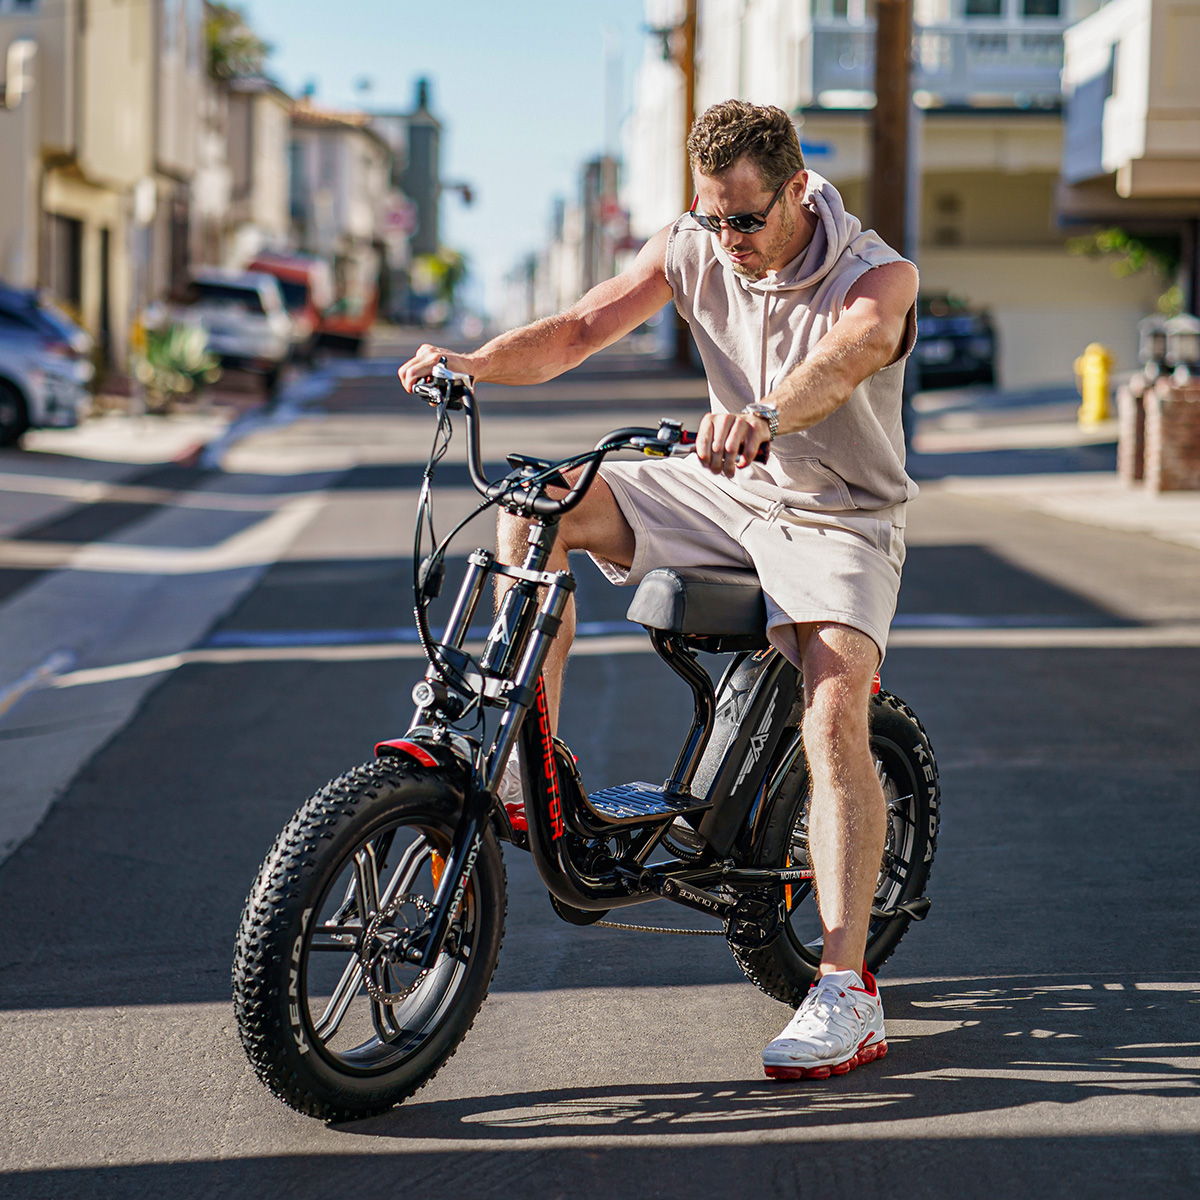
[594,920,723,936]
[360,893,434,1003]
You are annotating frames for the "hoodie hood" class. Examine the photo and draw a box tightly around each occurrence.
[713,170,863,295]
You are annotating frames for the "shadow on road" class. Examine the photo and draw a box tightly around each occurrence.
[3,975,1197,1197]
[342,974,1200,1140]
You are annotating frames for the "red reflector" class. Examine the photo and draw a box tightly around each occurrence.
[871,673,881,695]
[374,738,438,766]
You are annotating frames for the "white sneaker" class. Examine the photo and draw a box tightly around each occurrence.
[496,749,527,832]
[762,969,888,1080]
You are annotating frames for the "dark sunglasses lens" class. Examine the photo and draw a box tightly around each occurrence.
[693,211,766,234]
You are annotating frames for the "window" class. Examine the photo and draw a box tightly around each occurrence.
[1022,0,1060,15]
[964,0,1003,15]
[183,282,266,315]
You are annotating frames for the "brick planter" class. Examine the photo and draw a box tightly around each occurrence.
[1117,379,1146,485]
[1145,378,1200,492]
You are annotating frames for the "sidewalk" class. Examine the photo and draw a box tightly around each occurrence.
[911,384,1200,553]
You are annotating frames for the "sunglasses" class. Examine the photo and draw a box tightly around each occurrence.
[688,174,793,235]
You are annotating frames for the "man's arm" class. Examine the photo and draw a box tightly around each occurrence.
[696,260,918,476]
[398,226,675,391]
[769,260,918,434]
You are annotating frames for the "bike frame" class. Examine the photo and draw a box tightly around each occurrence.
[382,371,817,967]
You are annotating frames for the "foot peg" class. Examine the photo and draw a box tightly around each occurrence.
[870,896,931,922]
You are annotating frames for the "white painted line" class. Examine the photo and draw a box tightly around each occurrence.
[47,624,1200,693]
[888,624,1200,649]
[0,471,309,512]
[50,635,653,689]
[0,650,76,715]
[0,494,325,574]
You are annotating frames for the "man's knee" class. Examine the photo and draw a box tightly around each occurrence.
[796,623,879,744]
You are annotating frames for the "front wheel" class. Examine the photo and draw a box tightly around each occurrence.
[233,760,506,1121]
[731,691,940,1006]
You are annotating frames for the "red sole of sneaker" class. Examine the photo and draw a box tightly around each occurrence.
[764,1039,888,1081]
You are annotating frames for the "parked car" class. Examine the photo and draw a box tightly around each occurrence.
[318,286,378,356]
[179,270,292,392]
[914,293,996,389]
[0,284,94,446]
[246,253,333,363]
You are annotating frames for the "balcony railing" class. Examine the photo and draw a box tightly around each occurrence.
[811,20,1065,107]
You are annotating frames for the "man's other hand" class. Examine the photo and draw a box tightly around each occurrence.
[696,410,770,477]
[397,344,477,394]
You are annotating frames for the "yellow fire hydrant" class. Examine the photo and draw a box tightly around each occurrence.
[1074,342,1114,426]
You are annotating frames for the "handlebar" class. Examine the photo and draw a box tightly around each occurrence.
[412,362,769,520]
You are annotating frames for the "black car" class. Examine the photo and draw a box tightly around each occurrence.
[913,293,996,389]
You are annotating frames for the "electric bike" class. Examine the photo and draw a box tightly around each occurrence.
[233,363,941,1120]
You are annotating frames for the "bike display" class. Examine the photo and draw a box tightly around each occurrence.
[233,363,941,1120]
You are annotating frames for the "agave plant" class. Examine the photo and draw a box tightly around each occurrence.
[135,323,222,411]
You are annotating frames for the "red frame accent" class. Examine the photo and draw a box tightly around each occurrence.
[871,672,881,695]
[374,738,438,767]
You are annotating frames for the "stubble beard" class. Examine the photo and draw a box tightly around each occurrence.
[727,200,798,281]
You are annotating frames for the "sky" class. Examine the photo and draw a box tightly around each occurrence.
[243,0,652,315]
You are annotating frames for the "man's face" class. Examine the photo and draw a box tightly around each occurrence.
[692,159,806,280]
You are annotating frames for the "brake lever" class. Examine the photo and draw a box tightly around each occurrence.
[629,419,770,464]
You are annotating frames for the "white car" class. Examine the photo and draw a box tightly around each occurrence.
[179,270,293,392]
[0,285,94,446]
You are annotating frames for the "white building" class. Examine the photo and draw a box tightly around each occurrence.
[621,0,1167,386]
[289,101,392,315]
[1059,0,1200,311]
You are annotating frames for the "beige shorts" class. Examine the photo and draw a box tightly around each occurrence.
[593,455,906,666]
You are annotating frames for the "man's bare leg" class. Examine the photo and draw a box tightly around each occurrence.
[794,622,887,977]
[495,471,635,730]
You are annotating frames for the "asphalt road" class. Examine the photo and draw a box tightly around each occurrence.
[0,352,1197,1198]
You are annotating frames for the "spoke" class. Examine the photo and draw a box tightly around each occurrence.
[314,956,366,1041]
[786,881,814,913]
[370,983,402,1042]
[313,833,433,1047]
[379,839,433,909]
[354,843,383,920]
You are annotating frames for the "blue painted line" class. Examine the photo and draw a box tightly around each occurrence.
[201,619,640,649]
[201,613,1124,650]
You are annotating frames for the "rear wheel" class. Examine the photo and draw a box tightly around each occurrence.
[233,759,506,1121]
[0,381,30,447]
[731,691,940,1006]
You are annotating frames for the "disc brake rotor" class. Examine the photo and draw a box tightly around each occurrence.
[360,893,433,1004]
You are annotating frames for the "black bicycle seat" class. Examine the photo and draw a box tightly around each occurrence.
[626,566,767,640]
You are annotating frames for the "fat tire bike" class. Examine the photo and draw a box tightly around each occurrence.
[233,364,941,1120]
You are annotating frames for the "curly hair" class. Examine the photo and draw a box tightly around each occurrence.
[686,100,804,191]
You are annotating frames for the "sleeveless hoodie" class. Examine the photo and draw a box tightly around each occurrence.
[665,170,918,517]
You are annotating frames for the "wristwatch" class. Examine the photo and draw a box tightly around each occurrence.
[741,403,779,440]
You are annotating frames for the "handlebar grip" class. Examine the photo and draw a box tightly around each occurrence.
[675,430,770,464]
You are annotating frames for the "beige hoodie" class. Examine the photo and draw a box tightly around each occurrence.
[665,170,918,518]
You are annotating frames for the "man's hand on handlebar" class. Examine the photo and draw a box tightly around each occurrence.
[695,410,771,478]
[398,344,478,394]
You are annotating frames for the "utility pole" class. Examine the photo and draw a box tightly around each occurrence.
[674,0,698,365]
[869,0,913,256]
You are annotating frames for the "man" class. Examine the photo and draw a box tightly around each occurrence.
[399,100,918,1079]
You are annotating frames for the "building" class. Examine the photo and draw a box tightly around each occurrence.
[1059,0,1200,311]
[289,100,392,318]
[621,0,1168,385]
[0,0,206,369]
